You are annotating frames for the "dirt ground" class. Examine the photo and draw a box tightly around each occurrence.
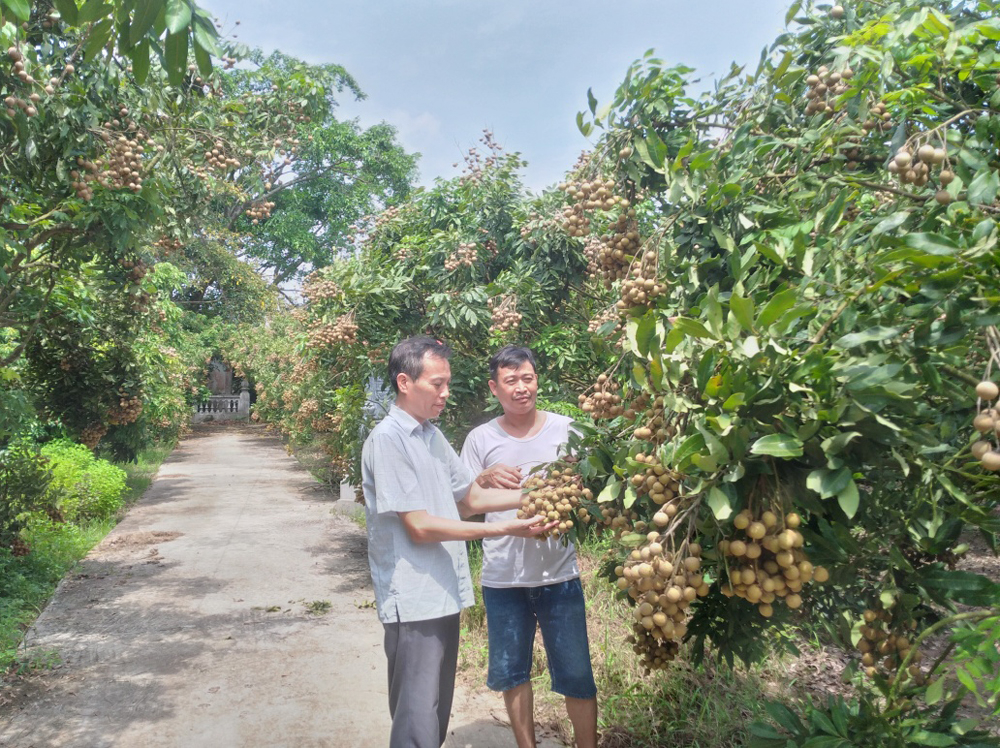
[0,425,561,748]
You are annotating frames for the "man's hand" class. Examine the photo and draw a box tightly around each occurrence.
[493,514,558,538]
[476,463,523,489]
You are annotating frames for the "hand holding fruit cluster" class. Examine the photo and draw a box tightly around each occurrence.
[516,467,593,540]
[719,509,829,618]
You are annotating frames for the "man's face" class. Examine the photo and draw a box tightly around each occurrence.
[489,361,538,417]
[397,353,451,422]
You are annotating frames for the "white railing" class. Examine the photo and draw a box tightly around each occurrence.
[193,385,251,423]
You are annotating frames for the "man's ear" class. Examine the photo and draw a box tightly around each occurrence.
[396,372,411,395]
[488,379,499,397]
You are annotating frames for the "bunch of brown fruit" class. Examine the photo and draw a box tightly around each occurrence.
[558,175,621,240]
[245,200,276,224]
[887,139,953,202]
[107,392,143,426]
[153,236,184,255]
[303,275,341,304]
[489,295,522,333]
[719,508,829,618]
[616,538,709,672]
[971,379,1000,471]
[630,452,683,516]
[516,466,592,540]
[95,114,150,193]
[444,242,478,271]
[308,314,358,348]
[627,392,675,444]
[803,65,853,117]
[589,502,639,535]
[861,100,893,133]
[593,210,641,286]
[587,306,622,335]
[80,422,108,450]
[204,141,241,171]
[617,248,667,310]
[578,373,624,418]
[856,606,923,683]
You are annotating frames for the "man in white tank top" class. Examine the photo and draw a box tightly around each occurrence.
[461,346,597,748]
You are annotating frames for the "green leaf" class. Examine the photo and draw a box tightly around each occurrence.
[821,431,861,457]
[729,292,755,332]
[907,730,958,747]
[756,288,797,329]
[129,0,165,47]
[966,169,1000,206]
[128,39,150,84]
[904,233,960,255]
[807,467,852,499]
[707,486,733,520]
[164,29,189,85]
[165,0,192,34]
[53,0,79,25]
[750,434,804,458]
[837,480,860,519]
[194,35,212,75]
[596,477,620,504]
[1,0,31,22]
[623,485,638,509]
[672,317,717,340]
[78,0,112,24]
[833,326,903,349]
[626,313,657,358]
[192,15,221,56]
[83,17,113,60]
[925,672,945,705]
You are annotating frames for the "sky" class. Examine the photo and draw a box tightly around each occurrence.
[199,0,793,193]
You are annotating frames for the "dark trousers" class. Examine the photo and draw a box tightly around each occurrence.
[383,613,461,748]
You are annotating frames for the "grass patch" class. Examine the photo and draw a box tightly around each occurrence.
[1,440,176,676]
[458,534,778,747]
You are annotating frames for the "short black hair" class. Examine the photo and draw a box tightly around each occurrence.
[489,345,537,382]
[387,336,452,394]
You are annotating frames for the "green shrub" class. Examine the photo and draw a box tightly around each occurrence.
[40,440,127,522]
[0,441,56,552]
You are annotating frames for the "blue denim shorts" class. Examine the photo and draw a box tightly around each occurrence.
[481,578,597,699]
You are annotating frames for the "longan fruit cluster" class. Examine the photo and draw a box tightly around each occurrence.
[517,467,592,539]
[861,101,892,133]
[302,275,341,303]
[630,452,683,514]
[627,392,674,444]
[719,509,829,617]
[617,538,708,672]
[107,392,143,426]
[558,176,621,238]
[96,114,150,193]
[972,379,1000,471]
[489,296,522,333]
[245,200,276,224]
[68,156,101,201]
[617,249,666,311]
[803,65,853,117]
[444,242,477,271]
[857,606,923,683]
[122,258,148,283]
[308,315,358,348]
[587,306,622,335]
[80,423,108,449]
[593,211,641,286]
[153,236,184,255]
[204,141,242,171]
[294,398,320,427]
[887,141,954,204]
[578,373,623,418]
[3,47,71,119]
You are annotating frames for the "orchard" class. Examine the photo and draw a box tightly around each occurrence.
[3,0,1000,745]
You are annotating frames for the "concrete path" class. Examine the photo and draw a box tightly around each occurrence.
[0,425,563,748]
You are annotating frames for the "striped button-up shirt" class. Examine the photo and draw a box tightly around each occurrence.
[362,404,475,623]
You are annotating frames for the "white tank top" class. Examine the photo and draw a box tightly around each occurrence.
[460,412,580,588]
